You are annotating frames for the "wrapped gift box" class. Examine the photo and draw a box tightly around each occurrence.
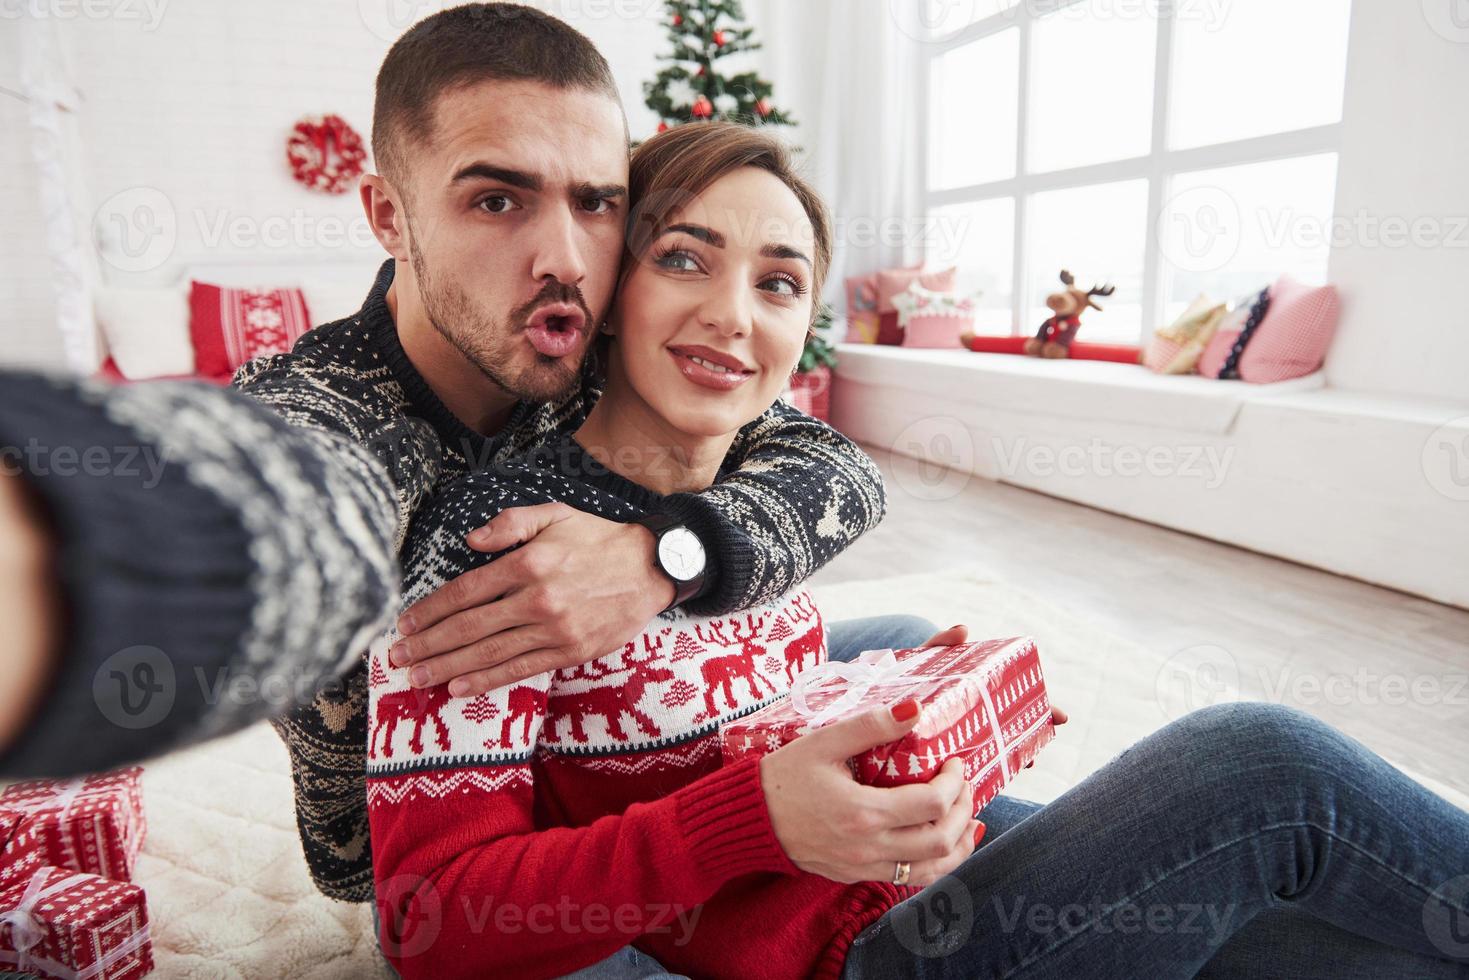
[0,823,47,891]
[0,866,152,979]
[721,638,1055,814]
[0,770,145,883]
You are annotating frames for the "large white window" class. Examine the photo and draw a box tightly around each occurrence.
[922,0,1352,343]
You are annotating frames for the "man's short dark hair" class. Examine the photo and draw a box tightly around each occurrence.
[372,3,623,187]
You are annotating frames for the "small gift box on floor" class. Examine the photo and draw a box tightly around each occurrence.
[0,866,153,979]
[0,769,146,883]
[721,638,1056,814]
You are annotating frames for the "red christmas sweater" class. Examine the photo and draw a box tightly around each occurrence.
[366,437,908,979]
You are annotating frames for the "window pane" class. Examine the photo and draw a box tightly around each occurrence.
[1029,1,1157,173]
[927,198,1016,336]
[903,0,1021,41]
[1159,154,1339,322]
[1025,180,1149,344]
[928,29,1019,190]
[1170,0,1351,149]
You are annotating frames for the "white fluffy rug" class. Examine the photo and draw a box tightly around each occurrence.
[129,567,1468,977]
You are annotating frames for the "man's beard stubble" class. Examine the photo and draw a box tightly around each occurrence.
[407,233,589,405]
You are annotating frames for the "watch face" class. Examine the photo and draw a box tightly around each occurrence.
[658,527,707,583]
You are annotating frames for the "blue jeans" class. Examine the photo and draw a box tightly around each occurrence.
[557,614,937,980]
[841,701,1469,979]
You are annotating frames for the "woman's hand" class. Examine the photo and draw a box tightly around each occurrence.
[760,699,982,888]
[0,469,58,755]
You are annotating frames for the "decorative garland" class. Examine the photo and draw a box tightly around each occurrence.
[286,114,367,194]
[1218,287,1272,380]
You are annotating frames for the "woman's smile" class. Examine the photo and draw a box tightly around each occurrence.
[667,344,757,392]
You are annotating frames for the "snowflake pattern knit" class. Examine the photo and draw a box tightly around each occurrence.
[234,260,888,902]
[367,438,907,980]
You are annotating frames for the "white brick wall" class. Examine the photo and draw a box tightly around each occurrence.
[1,0,667,370]
[0,21,64,370]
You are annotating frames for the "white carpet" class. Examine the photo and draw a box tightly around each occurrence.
[130,566,1469,977]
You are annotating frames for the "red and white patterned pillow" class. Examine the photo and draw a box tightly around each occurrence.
[875,265,957,314]
[189,281,312,379]
[1237,276,1340,383]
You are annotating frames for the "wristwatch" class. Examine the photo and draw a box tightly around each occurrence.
[633,513,708,613]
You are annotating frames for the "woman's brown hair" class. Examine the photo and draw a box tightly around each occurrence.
[622,121,833,324]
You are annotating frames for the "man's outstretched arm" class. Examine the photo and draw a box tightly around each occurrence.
[0,372,405,777]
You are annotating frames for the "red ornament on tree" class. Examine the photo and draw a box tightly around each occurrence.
[286,114,367,195]
[691,95,713,118]
[713,29,727,46]
[756,98,771,118]
[672,13,681,25]
[657,121,670,133]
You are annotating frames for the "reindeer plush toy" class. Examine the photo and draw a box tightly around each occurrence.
[1024,270,1116,358]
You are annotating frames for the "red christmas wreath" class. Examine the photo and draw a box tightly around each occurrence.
[286,114,367,194]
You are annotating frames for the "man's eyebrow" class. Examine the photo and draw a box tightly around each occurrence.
[762,243,812,267]
[573,183,628,200]
[451,163,541,190]
[664,222,724,247]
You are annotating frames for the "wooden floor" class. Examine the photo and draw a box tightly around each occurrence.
[811,450,1469,796]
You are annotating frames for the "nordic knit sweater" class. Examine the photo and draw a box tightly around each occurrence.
[0,259,887,906]
[368,435,907,980]
[0,372,399,778]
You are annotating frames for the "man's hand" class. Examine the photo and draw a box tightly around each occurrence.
[389,503,675,697]
[761,700,982,888]
[0,469,58,755]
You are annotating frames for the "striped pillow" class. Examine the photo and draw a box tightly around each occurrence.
[188,281,313,379]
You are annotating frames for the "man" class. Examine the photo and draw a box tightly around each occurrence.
[235,2,940,910]
[0,6,933,973]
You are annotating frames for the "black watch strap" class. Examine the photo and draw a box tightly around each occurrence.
[632,513,707,613]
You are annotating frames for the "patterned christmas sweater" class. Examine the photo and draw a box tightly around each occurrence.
[368,436,907,980]
[231,260,888,902]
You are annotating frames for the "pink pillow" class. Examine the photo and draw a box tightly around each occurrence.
[189,281,312,379]
[1197,302,1257,379]
[876,265,956,313]
[844,273,879,316]
[1237,277,1340,383]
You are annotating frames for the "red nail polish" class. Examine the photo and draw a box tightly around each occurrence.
[891,698,920,722]
[973,822,986,848]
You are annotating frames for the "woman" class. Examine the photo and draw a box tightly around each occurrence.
[367,122,1469,979]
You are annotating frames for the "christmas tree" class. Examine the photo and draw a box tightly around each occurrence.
[644,0,796,131]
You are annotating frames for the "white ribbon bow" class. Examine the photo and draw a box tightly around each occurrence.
[0,867,152,980]
[0,869,90,971]
[788,648,929,728]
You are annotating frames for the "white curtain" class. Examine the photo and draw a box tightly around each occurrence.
[747,0,924,337]
[21,16,99,373]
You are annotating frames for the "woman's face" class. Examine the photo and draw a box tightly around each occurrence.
[607,166,816,439]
